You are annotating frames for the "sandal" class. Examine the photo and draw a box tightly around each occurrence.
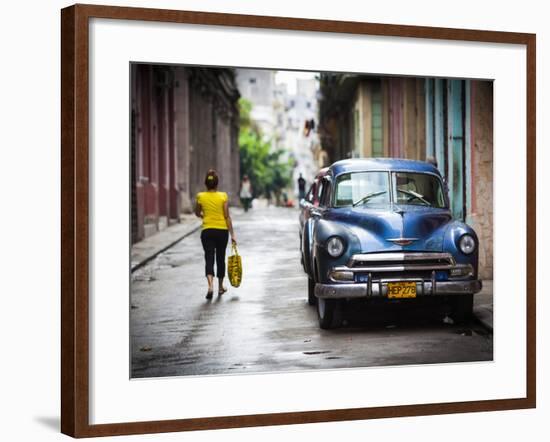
[206,290,213,300]
[218,287,228,296]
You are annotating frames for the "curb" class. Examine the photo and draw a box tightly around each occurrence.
[131,223,201,273]
[473,307,493,332]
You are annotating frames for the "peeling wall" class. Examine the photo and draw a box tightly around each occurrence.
[131,66,240,243]
[468,80,493,280]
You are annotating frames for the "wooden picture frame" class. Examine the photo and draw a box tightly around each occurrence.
[61,3,536,437]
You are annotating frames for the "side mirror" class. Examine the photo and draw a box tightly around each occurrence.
[311,208,322,218]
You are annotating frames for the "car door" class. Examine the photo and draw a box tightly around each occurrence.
[299,182,316,233]
[302,178,326,276]
[305,176,332,275]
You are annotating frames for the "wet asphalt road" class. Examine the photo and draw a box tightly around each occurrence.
[130,205,492,378]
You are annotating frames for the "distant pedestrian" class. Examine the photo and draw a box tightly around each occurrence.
[195,169,237,300]
[297,173,306,200]
[265,184,272,206]
[240,175,253,212]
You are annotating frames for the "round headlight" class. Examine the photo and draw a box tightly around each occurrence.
[327,236,345,257]
[459,234,476,255]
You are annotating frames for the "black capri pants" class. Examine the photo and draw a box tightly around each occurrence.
[200,229,229,278]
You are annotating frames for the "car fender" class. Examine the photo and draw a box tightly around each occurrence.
[312,219,361,283]
[443,221,480,275]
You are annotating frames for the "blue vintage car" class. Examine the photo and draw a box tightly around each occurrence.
[300,158,482,329]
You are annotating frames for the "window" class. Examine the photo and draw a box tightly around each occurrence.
[305,184,315,203]
[316,180,324,204]
[371,81,383,156]
[394,172,446,208]
[319,179,331,207]
[334,172,390,207]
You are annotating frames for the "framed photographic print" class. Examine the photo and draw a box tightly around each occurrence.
[61,3,536,437]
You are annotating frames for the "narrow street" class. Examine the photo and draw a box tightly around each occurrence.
[131,205,492,378]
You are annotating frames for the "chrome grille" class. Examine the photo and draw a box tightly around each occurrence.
[347,252,455,272]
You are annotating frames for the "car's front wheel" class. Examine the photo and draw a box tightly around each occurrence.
[452,293,474,324]
[317,297,342,329]
[314,261,342,329]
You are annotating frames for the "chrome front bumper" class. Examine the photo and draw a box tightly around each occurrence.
[315,280,482,299]
[315,252,481,299]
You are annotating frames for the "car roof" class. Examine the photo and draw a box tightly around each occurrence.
[329,157,441,176]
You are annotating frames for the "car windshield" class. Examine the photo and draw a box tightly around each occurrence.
[394,172,446,208]
[334,172,390,207]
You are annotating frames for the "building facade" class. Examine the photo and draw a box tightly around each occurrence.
[131,65,240,244]
[283,78,320,192]
[236,70,321,199]
[319,75,426,161]
[424,79,493,279]
[318,74,493,279]
[235,69,277,143]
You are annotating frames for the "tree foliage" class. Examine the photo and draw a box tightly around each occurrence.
[238,98,293,198]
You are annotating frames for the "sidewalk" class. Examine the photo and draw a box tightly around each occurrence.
[131,207,247,272]
[131,214,201,272]
[473,280,493,331]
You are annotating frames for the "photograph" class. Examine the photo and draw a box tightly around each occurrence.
[129,64,494,379]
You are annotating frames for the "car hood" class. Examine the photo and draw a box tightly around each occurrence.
[326,204,452,252]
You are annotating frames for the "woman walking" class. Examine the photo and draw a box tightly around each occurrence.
[194,169,237,299]
[239,175,253,212]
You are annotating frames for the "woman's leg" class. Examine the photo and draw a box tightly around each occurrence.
[206,275,214,293]
[200,230,215,295]
[214,230,229,292]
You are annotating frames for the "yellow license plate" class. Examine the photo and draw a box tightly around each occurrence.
[387,282,417,299]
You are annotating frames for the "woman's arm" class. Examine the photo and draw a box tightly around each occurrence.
[194,201,203,218]
[223,201,236,244]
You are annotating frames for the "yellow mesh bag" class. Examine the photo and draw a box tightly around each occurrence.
[227,243,242,288]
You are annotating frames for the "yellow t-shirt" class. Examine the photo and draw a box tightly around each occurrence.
[196,191,228,230]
